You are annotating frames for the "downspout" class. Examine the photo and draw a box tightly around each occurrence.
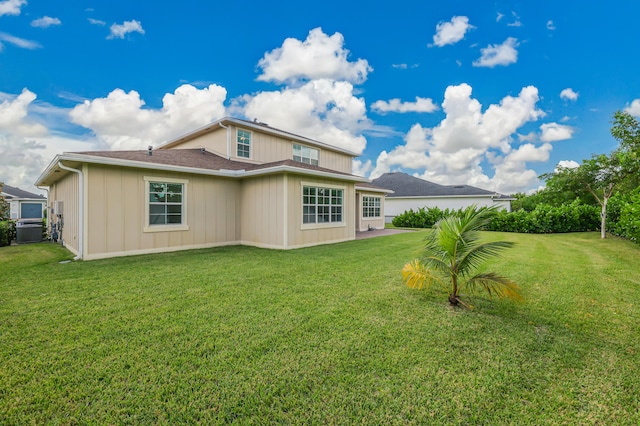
[219,122,230,159]
[57,162,83,260]
[36,185,49,238]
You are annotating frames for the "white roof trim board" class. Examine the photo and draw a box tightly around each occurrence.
[157,116,360,157]
[36,152,369,186]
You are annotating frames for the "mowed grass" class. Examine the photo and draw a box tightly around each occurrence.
[1,232,639,424]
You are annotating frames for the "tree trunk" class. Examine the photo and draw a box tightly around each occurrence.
[600,197,608,239]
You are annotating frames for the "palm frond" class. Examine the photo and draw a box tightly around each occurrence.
[462,272,524,302]
[402,259,439,290]
[457,240,516,278]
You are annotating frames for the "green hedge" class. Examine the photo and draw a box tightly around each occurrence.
[608,188,640,243]
[0,220,16,247]
[392,202,600,234]
[486,201,600,233]
[391,206,462,228]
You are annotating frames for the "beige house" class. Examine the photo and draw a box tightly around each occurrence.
[35,117,390,260]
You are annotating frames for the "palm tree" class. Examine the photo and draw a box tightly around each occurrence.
[402,206,522,307]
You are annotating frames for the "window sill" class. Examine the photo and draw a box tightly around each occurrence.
[301,222,346,231]
[143,224,189,233]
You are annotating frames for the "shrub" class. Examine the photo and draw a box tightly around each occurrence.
[609,188,640,243]
[486,201,599,234]
[0,220,16,247]
[392,206,460,228]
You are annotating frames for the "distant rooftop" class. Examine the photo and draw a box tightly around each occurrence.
[371,172,511,198]
[1,184,45,199]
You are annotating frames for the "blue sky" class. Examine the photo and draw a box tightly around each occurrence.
[2,0,639,195]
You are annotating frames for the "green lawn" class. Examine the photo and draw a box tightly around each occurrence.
[1,232,639,424]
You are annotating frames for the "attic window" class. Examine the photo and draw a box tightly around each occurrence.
[237,129,251,158]
[293,144,319,166]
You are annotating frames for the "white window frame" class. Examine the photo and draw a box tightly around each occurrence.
[362,196,381,218]
[143,176,189,233]
[300,181,346,230]
[293,144,319,166]
[237,128,252,159]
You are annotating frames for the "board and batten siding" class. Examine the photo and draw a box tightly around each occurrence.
[163,124,354,174]
[356,190,386,232]
[161,127,229,157]
[49,171,80,256]
[239,175,285,248]
[84,164,241,260]
[285,175,356,249]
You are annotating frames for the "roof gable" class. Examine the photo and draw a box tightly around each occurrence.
[157,116,359,157]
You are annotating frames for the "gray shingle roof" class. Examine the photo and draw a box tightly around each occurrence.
[73,149,356,177]
[1,184,45,199]
[371,172,509,198]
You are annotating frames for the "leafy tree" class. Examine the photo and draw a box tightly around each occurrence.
[0,183,9,221]
[540,111,640,239]
[402,206,522,308]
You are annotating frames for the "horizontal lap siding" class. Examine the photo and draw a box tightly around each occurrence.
[85,165,240,259]
[385,196,497,217]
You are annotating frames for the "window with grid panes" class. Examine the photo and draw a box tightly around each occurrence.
[237,129,251,158]
[362,196,381,218]
[148,182,184,225]
[293,144,319,166]
[302,186,343,224]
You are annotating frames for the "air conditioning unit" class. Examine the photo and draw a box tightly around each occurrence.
[54,201,64,216]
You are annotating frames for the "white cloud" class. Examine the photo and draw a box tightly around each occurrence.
[0,0,25,17]
[371,97,438,114]
[540,122,574,142]
[352,158,373,177]
[518,132,537,142]
[556,160,580,170]
[0,89,48,136]
[88,18,106,26]
[69,84,227,150]
[0,89,50,192]
[547,20,556,30]
[624,99,640,116]
[431,16,474,47]
[473,37,519,68]
[237,79,369,154]
[496,12,504,22]
[368,83,548,193]
[560,88,578,101]
[257,27,371,84]
[107,20,145,39]
[31,16,61,28]
[0,32,41,50]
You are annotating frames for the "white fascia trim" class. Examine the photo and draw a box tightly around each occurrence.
[39,153,369,185]
[35,154,63,186]
[354,185,395,194]
[388,194,502,200]
[157,117,359,157]
[65,153,243,176]
[241,165,369,182]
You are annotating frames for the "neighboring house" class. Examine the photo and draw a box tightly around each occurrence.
[372,172,514,223]
[35,117,390,260]
[0,183,46,220]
